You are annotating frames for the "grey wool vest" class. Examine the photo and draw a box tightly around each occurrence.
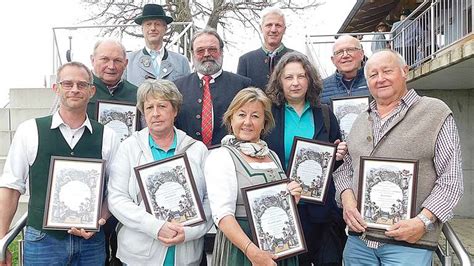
[223,145,288,218]
[347,96,452,250]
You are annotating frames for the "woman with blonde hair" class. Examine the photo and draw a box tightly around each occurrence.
[205,87,302,265]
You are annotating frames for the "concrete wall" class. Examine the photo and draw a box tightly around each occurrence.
[0,88,55,227]
[417,88,474,218]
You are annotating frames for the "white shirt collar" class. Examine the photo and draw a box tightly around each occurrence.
[51,110,93,133]
[146,45,165,60]
[197,69,223,83]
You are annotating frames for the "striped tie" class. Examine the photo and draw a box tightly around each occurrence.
[268,51,277,74]
[201,75,213,146]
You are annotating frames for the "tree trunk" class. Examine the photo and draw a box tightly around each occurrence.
[207,0,225,29]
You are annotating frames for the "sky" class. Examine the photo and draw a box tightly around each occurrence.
[0,0,356,107]
[0,0,83,107]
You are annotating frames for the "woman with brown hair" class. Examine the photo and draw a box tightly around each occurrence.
[265,51,347,266]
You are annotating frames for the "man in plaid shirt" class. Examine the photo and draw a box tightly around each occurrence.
[333,49,463,265]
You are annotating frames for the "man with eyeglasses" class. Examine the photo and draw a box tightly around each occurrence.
[174,28,251,146]
[126,4,190,87]
[321,35,369,104]
[237,6,294,90]
[0,62,119,265]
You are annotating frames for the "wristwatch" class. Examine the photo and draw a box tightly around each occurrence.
[417,213,435,232]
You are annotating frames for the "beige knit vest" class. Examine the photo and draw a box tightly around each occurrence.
[348,96,452,250]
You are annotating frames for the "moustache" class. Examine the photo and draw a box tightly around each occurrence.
[201,58,217,63]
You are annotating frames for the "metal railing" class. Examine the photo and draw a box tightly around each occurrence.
[307,0,473,69]
[48,21,194,113]
[391,0,473,67]
[52,21,194,77]
[1,213,471,265]
[437,222,473,265]
[0,213,27,264]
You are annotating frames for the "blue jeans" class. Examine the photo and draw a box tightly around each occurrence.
[343,235,433,266]
[24,226,105,265]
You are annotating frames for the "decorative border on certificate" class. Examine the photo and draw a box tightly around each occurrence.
[358,156,418,230]
[96,100,139,142]
[241,180,306,261]
[43,156,105,231]
[330,95,370,141]
[134,154,206,226]
[286,137,337,204]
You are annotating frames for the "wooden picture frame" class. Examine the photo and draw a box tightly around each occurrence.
[43,156,105,231]
[358,156,418,230]
[207,144,221,150]
[241,180,307,261]
[134,154,206,226]
[330,95,370,140]
[287,137,337,204]
[96,100,139,142]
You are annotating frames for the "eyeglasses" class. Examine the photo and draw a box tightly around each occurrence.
[59,80,92,90]
[194,47,220,57]
[333,47,361,57]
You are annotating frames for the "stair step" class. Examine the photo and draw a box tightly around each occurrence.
[0,131,11,156]
[9,88,56,108]
[9,108,51,131]
[0,108,9,130]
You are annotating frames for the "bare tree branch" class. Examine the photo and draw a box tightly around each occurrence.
[78,0,322,56]
[80,0,321,29]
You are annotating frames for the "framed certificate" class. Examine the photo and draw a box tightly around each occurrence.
[358,157,418,230]
[242,180,306,260]
[43,156,105,231]
[96,100,139,142]
[287,137,337,204]
[134,154,206,226]
[330,95,370,140]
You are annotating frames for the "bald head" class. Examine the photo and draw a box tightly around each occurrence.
[364,50,409,105]
[331,35,364,79]
[333,35,361,51]
[364,49,407,79]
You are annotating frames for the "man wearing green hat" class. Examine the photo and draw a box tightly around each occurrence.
[126,4,190,87]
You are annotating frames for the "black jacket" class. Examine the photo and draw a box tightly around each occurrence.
[264,103,343,222]
[174,71,252,145]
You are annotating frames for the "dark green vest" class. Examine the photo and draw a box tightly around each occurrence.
[28,115,104,239]
[87,75,138,120]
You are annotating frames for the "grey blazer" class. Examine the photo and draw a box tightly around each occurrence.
[125,47,191,87]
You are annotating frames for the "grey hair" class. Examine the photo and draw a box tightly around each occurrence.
[364,49,407,79]
[260,6,286,26]
[56,61,93,83]
[136,79,183,114]
[190,27,224,51]
[92,39,127,58]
